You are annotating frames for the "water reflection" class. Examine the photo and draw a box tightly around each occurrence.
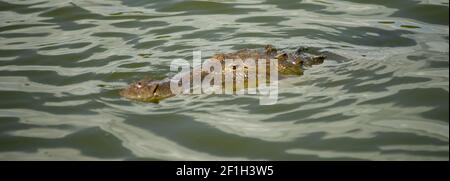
[0,0,448,160]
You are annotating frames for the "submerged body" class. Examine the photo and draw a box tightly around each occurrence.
[120,45,326,103]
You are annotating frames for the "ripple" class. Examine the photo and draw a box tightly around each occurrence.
[341,0,449,25]
[0,0,448,160]
[154,1,264,15]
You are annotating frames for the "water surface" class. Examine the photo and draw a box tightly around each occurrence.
[0,0,448,160]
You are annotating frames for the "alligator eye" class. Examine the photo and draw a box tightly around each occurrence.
[275,53,288,61]
[136,81,142,88]
[298,60,304,65]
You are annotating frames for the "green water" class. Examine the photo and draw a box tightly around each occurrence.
[0,0,448,160]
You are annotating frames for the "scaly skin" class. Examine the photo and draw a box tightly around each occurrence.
[119,45,326,103]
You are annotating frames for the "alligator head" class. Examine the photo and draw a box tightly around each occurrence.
[275,48,326,75]
[120,45,326,102]
[119,79,173,103]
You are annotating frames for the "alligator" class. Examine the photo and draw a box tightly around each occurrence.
[120,45,326,103]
